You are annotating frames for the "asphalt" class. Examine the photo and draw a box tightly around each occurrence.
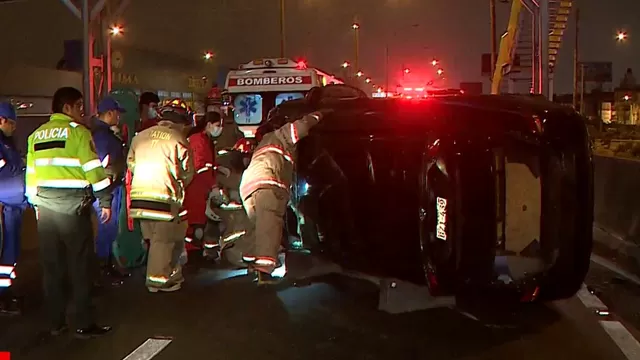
[0,251,638,360]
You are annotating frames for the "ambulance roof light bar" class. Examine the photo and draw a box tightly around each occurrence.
[239,58,299,69]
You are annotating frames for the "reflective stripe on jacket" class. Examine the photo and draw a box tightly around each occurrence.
[239,114,319,200]
[127,121,194,221]
[26,113,113,211]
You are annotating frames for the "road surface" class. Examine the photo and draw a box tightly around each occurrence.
[0,252,639,360]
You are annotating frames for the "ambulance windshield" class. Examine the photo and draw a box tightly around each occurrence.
[233,92,305,125]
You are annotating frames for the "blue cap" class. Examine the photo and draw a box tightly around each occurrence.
[0,102,16,121]
[97,96,127,114]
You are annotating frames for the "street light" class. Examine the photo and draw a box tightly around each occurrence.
[204,51,214,60]
[616,31,628,42]
[403,68,410,74]
[437,68,444,76]
[365,77,371,83]
[356,71,364,77]
[352,21,360,71]
[342,61,350,68]
[431,59,438,66]
[109,25,123,36]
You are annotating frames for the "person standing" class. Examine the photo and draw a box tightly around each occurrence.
[26,87,113,338]
[91,97,129,278]
[0,102,28,315]
[138,92,160,132]
[127,102,194,293]
[239,111,326,285]
[183,111,222,258]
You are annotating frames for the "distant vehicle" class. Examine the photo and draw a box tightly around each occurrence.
[267,86,594,303]
[224,58,343,138]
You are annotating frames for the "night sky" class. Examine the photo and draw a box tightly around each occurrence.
[1,0,637,93]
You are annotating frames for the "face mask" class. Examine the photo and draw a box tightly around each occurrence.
[209,126,223,137]
[148,107,158,119]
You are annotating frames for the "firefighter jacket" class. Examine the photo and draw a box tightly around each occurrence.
[183,131,216,225]
[26,113,113,214]
[239,114,320,200]
[90,118,126,186]
[127,121,194,221]
[0,132,27,207]
[138,118,158,132]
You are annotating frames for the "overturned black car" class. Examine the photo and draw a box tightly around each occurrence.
[262,85,593,303]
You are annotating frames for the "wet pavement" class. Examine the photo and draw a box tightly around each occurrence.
[0,252,638,360]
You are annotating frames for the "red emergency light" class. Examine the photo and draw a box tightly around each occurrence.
[296,60,307,69]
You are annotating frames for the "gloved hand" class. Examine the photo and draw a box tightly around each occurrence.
[309,109,333,121]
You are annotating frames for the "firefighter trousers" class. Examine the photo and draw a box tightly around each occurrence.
[242,188,289,273]
[37,206,95,329]
[140,219,187,289]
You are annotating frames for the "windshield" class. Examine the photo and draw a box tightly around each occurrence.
[233,92,306,125]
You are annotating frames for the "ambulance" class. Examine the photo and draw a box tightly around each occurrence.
[224,58,343,137]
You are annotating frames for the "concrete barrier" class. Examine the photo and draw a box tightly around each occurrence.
[594,155,640,245]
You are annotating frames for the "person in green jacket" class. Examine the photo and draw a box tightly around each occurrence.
[26,87,113,339]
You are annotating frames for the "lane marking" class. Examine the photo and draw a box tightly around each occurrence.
[123,338,172,360]
[600,321,640,359]
[576,284,608,312]
[590,254,640,287]
[577,283,640,359]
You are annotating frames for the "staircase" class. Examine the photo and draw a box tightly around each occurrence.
[492,0,573,95]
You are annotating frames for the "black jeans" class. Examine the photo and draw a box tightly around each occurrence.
[37,207,94,329]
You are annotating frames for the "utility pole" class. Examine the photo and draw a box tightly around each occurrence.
[279,0,286,58]
[490,0,497,75]
[572,6,580,109]
[353,15,360,71]
[580,63,585,114]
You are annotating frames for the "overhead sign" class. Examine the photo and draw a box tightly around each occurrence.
[581,62,613,83]
[228,76,312,87]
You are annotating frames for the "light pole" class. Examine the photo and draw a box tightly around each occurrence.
[352,21,360,72]
[279,0,286,58]
[490,0,497,76]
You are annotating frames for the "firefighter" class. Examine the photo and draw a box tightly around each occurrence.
[138,92,160,132]
[209,138,255,267]
[127,101,194,293]
[90,97,129,279]
[183,111,223,258]
[0,102,28,315]
[239,111,327,285]
[26,87,113,338]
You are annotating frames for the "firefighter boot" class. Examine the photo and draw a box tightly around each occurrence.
[0,294,21,316]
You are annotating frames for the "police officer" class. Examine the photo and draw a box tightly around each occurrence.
[239,111,326,285]
[127,101,194,293]
[26,87,112,338]
[0,102,28,315]
[91,97,129,279]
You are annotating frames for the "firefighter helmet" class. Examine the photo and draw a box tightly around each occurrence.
[159,99,191,124]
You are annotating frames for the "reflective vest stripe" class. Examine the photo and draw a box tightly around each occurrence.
[82,159,103,172]
[0,159,6,169]
[92,177,111,192]
[101,155,109,168]
[35,157,81,167]
[37,179,90,188]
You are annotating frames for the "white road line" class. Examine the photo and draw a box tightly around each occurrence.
[576,284,608,311]
[590,254,640,287]
[576,283,640,359]
[600,321,640,360]
[123,338,172,360]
